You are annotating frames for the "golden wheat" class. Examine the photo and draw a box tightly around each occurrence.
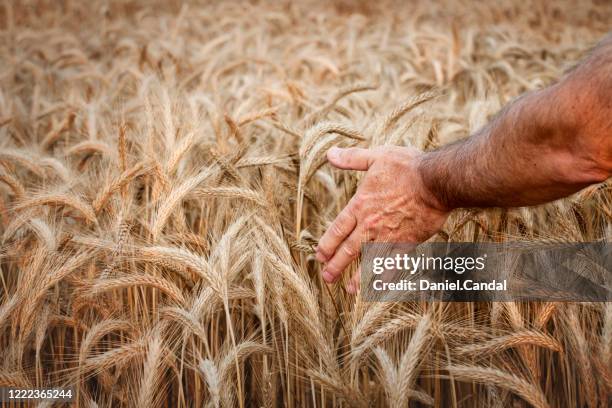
[0,0,610,407]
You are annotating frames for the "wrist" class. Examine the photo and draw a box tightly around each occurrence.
[415,151,454,213]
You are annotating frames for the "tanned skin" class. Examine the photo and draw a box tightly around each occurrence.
[316,35,612,292]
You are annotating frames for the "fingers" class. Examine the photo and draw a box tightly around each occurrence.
[316,204,357,263]
[318,146,377,283]
[321,228,361,283]
[327,147,376,171]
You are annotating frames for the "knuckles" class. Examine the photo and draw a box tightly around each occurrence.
[325,264,341,277]
[341,243,358,258]
[330,222,347,237]
[350,197,364,212]
[363,214,382,232]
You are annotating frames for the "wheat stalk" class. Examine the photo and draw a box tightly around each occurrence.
[446,365,551,408]
[0,1,610,407]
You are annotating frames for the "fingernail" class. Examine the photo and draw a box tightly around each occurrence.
[322,270,334,283]
[315,250,327,263]
[328,146,340,161]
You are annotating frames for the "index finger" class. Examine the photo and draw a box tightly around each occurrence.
[316,204,357,262]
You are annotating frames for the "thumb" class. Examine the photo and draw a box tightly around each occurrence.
[327,147,375,171]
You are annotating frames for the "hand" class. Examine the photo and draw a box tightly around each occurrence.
[316,146,450,292]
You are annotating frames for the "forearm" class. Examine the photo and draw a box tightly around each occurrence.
[419,37,612,210]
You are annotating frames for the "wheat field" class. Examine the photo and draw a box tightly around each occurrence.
[0,0,611,407]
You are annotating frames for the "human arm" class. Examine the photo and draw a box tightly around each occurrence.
[316,35,612,288]
[420,36,612,209]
